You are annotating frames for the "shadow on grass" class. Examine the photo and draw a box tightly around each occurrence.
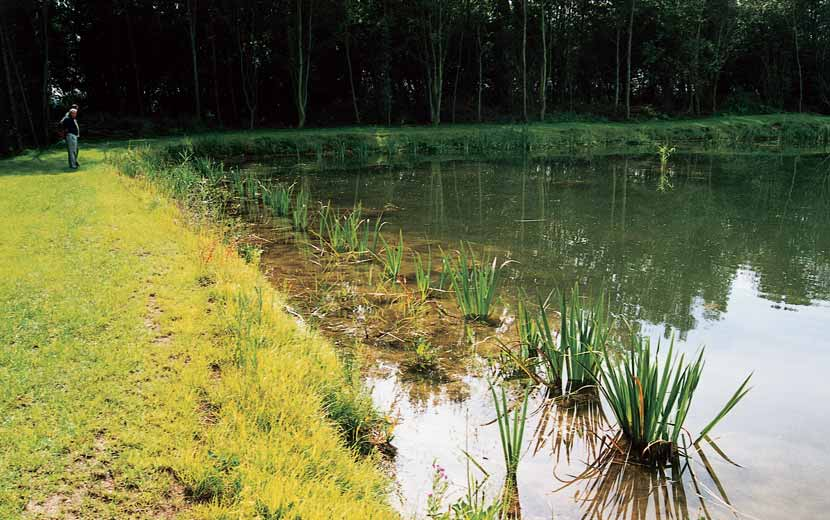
[0,146,91,177]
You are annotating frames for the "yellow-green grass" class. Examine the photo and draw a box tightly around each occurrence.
[0,147,394,518]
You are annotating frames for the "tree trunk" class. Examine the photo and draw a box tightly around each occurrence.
[522,0,528,123]
[793,11,803,113]
[382,0,392,126]
[344,34,361,124]
[477,24,483,122]
[0,23,23,150]
[3,24,38,147]
[614,22,620,110]
[126,11,143,116]
[540,9,547,121]
[451,29,464,124]
[187,0,201,120]
[211,28,222,127]
[625,0,635,119]
[423,0,446,126]
[290,0,314,128]
[237,17,257,129]
[41,0,50,145]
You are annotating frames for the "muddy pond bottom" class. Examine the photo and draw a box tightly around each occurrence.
[245,153,830,519]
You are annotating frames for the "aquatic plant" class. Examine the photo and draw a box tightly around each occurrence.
[379,231,404,282]
[657,143,676,171]
[291,187,311,231]
[262,183,293,217]
[407,338,440,374]
[490,383,530,483]
[594,333,752,464]
[317,203,382,255]
[532,287,612,392]
[516,293,540,360]
[427,456,502,520]
[443,244,509,322]
[413,249,432,301]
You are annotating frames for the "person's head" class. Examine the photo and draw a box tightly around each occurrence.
[69,108,78,119]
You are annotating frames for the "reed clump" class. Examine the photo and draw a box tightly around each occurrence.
[443,243,511,322]
[317,203,383,256]
[594,333,752,465]
[490,383,530,483]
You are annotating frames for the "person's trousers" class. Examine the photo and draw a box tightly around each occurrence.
[66,134,79,168]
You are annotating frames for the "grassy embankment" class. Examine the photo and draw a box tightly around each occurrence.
[0,146,395,518]
[158,113,830,159]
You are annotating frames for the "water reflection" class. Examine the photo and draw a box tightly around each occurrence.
[251,153,830,519]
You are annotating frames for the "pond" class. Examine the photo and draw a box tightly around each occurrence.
[244,153,830,520]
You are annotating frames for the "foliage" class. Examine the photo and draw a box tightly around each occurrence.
[291,186,311,231]
[594,333,752,464]
[443,244,509,322]
[427,457,502,520]
[262,182,293,217]
[413,249,433,301]
[529,287,612,393]
[317,202,382,255]
[490,383,530,481]
[379,230,405,282]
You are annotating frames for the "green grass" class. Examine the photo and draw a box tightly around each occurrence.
[262,182,293,217]
[379,231,405,282]
[595,333,752,465]
[443,244,509,322]
[317,203,383,255]
[490,384,530,483]
[0,146,394,518]
[291,186,311,231]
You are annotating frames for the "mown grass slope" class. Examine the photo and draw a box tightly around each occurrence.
[0,147,394,519]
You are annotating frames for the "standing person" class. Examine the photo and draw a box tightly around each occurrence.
[61,105,80,169]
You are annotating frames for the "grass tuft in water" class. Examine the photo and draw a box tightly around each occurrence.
[595,333,752,465]
[490,383,530,483]
[317,203,383,255]
[443,243,509,322]
[379,231,404,282]
[532,287,612,393]
[291,186,311,231]
[262,182,293,217]
[413,249,433,301]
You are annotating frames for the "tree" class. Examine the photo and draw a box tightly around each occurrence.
[289,0,314,128]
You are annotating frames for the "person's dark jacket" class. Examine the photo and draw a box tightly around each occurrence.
[61,115,79,136]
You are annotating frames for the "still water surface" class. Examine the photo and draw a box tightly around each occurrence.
[256,153,830,519]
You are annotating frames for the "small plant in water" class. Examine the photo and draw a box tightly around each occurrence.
[527,287,612,393]
[291,187,310,231]
[426,455,502,520]
[407,337,440,374]
[262,183,293,217]
[594,333,752,465]
[379,230,404,282]
[317,203,382,255]
[490,382,530,484]
[443,243,510,322]
[413,249,433,301]
[657,143,676,171]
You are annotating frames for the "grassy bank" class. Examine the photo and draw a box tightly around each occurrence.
[0,147,394,518]
[157,114,830,160]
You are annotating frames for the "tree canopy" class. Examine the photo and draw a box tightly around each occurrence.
[1,0,828,154]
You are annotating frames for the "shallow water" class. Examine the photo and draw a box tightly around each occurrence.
[251,153,830,519]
